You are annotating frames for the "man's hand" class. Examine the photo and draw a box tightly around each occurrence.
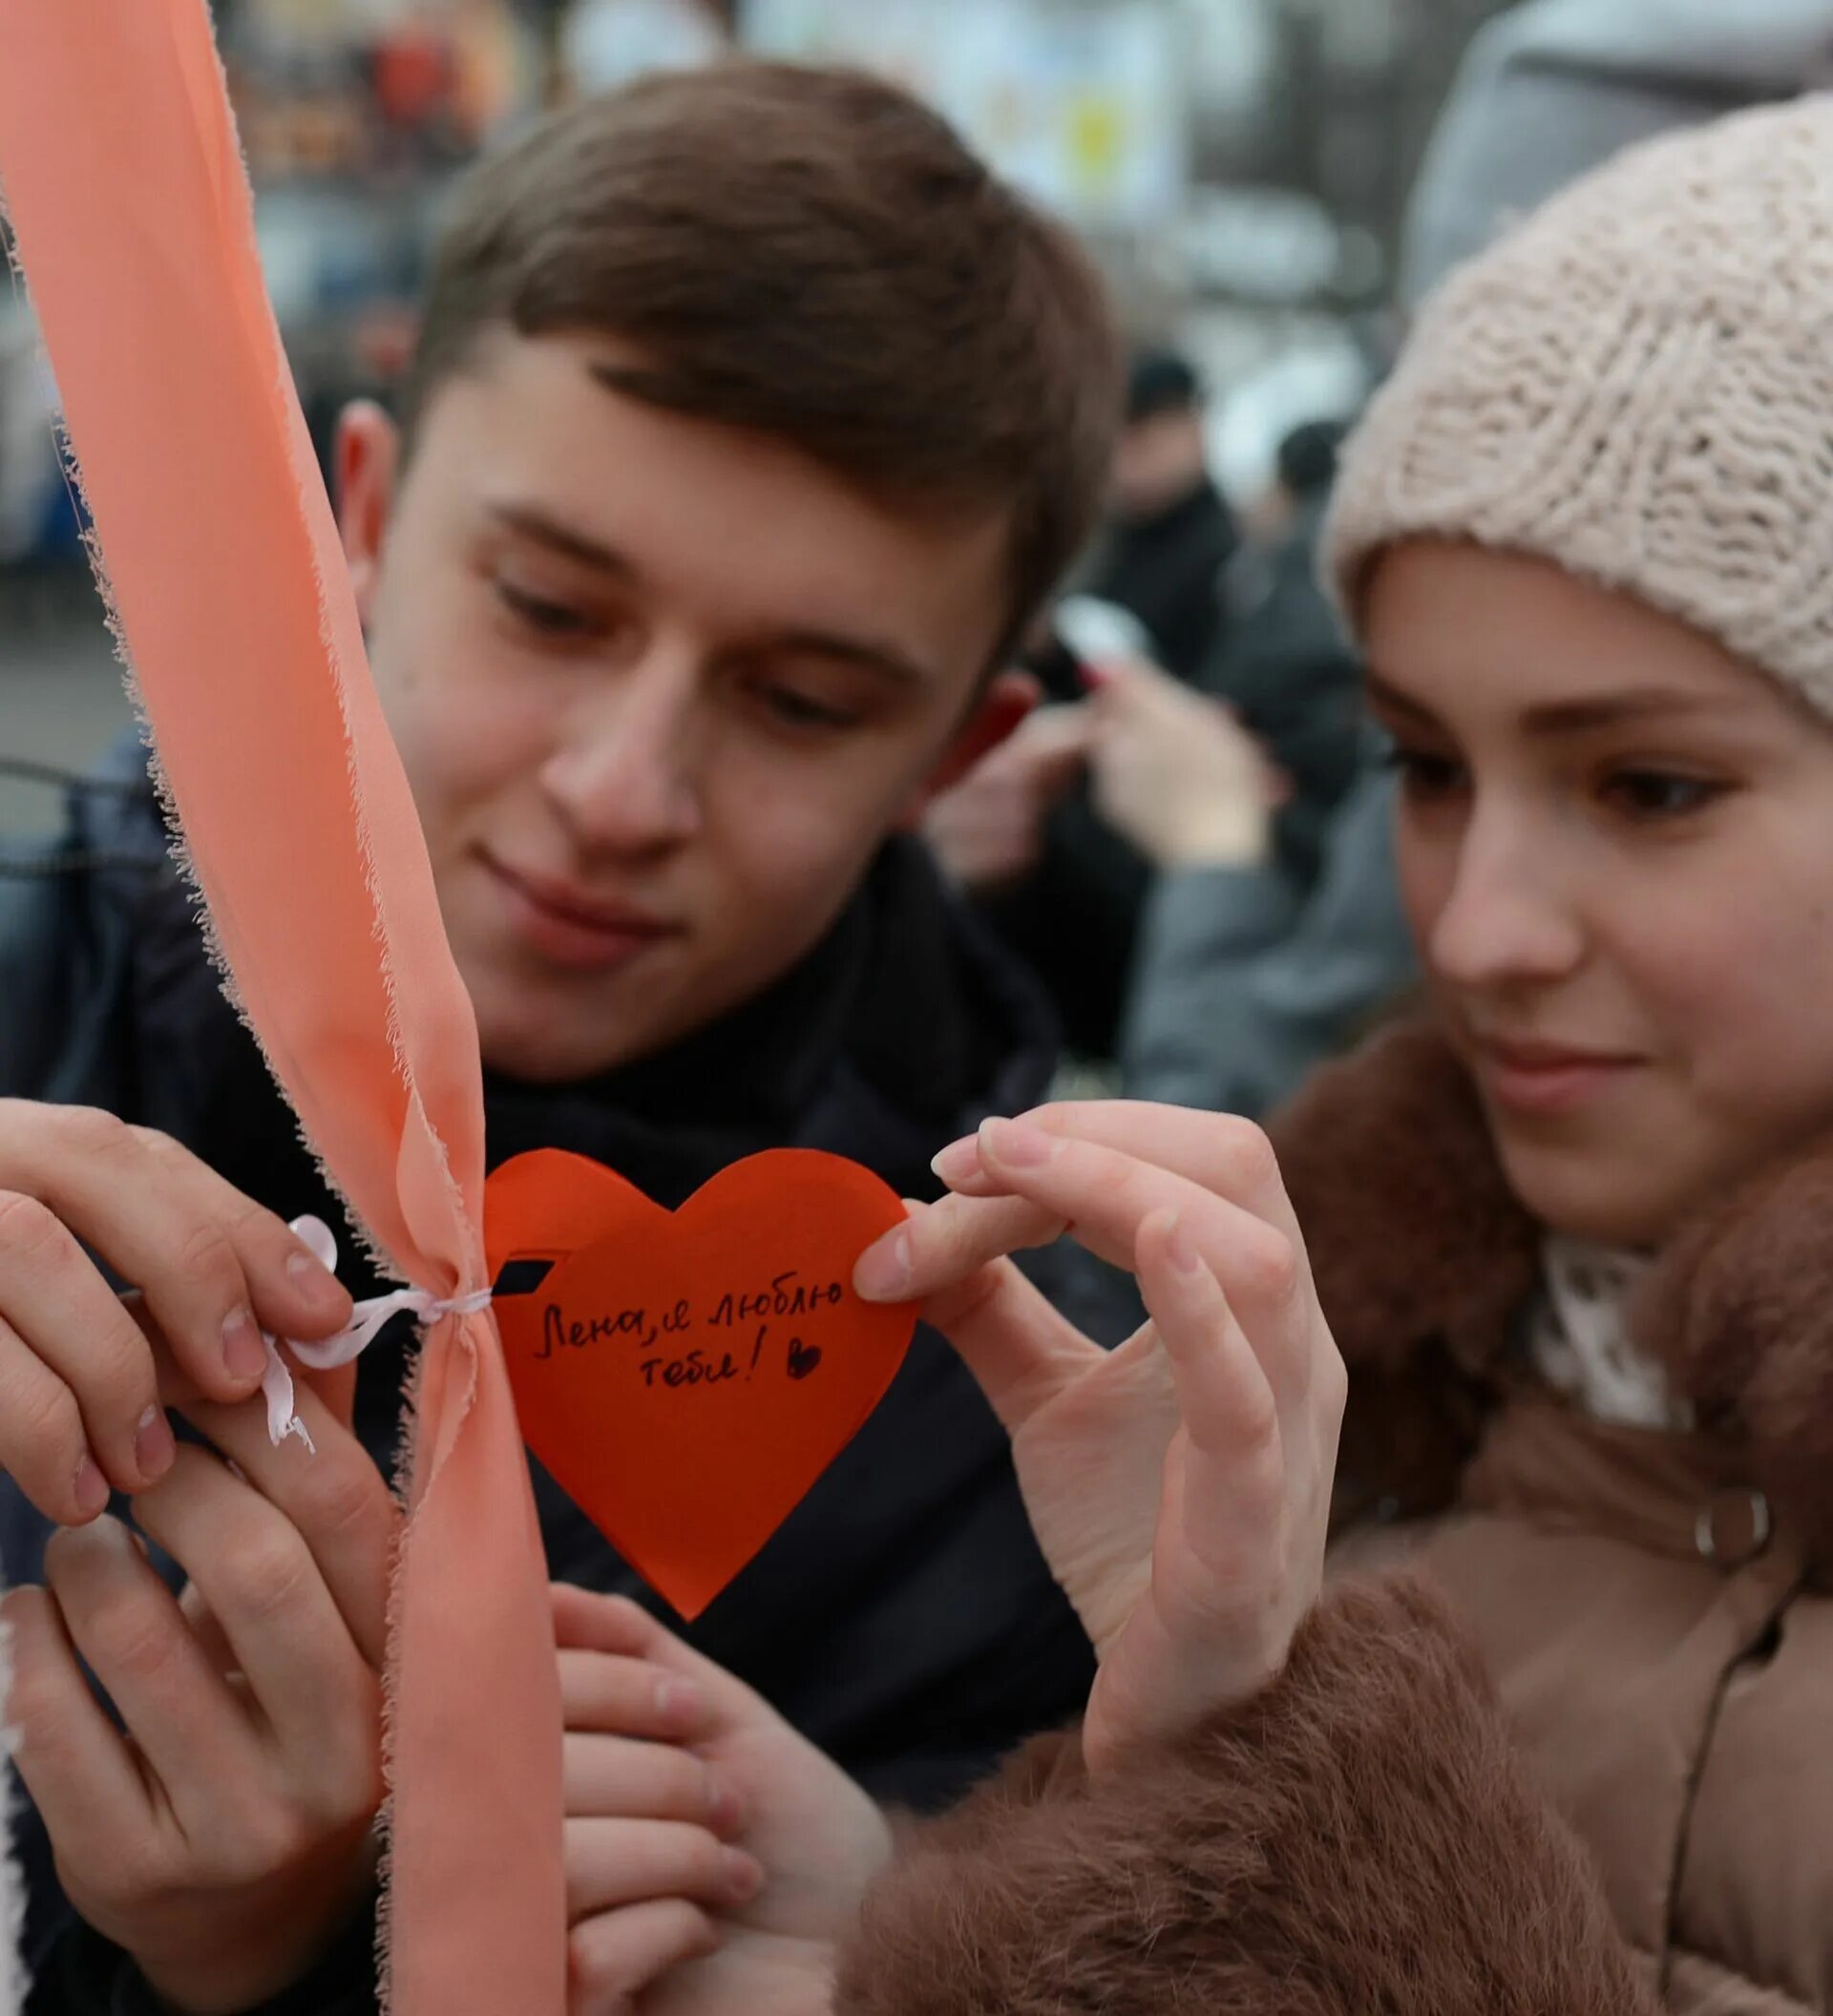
[921,704,1096,894]
[0,1101,352,1524]
[555,1586,891,2016]
[1085,657,1286,869]
[855,1102,1346,1774]
[2,1339,398,2013]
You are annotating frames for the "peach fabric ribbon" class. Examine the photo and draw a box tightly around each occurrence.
[0,6,566,2008]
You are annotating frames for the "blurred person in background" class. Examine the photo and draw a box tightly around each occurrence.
[1093,657,1412,1121]
[928,413,1401,1092]
[1095,415,1413,1122]
[923,347,1238,1068]
[1402,0,1833,308]
[924,604,1157,1066]
[1081,346,1237,686]
[1203,417,1363,882]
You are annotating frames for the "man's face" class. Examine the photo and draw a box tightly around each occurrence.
[338,331,1019,1082]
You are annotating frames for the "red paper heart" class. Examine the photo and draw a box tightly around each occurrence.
[483,1147,918,1619]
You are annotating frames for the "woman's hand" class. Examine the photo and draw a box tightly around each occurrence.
[854,1102,1345,1774]
[554,1586,891,2016]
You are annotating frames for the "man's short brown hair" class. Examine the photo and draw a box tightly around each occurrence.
[401,60,1123,665]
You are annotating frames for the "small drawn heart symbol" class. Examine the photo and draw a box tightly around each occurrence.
[484,1147,917,1618]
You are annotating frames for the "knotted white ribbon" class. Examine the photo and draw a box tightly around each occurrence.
[260,1216,493,1452]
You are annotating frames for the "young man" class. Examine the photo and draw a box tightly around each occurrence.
[0,61,1123,2013]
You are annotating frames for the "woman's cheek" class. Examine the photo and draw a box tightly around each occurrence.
[1394,821,1455,964]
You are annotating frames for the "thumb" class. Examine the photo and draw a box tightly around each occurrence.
[923,1255,1097,1436]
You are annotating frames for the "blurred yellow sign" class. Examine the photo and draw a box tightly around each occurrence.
[739,0,1189,232]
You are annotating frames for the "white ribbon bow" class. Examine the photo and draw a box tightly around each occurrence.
[260,1216,492,1452]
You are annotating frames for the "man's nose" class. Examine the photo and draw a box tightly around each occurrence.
[539,647,706,855]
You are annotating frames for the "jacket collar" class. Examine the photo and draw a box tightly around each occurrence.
[1271,1015,1833,1561]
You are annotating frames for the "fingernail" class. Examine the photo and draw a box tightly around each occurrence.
[221,1308,268,1384]
[930,1137,981,1186]
[1165,1213,1203,1277]
[286,1245,344,1299]
[853,1227,911,1303]
[135,1405,176,1481]
[74,1453,109,1519]
[723,1848,766,1902]
[654,1675,706,1727]
[980,1116,1053,1167]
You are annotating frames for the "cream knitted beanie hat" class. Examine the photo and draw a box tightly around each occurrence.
[1326,94,1833,716]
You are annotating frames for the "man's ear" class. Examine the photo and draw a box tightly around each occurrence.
[892,670,1041,830]
[334,399,400,627]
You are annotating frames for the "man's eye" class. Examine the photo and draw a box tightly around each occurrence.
[1383,744,1467,800]
[1602,769,1728,820]
[759,685,860,731]
[497,581,595,640]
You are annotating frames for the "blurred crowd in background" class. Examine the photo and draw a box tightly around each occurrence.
[2,0,1494,577]
[7,0,1833,1114]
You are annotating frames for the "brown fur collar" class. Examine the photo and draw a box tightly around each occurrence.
[1269,1015,1833,1562]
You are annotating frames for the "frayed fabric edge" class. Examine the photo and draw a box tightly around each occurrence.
[2,1592,30,2016]
[9,68,498,2011]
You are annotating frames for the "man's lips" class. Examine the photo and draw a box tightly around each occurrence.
[1469,1035,1647,1117]
[482,853,681,970]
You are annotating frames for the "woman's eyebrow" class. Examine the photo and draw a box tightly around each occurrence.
[1365,670,1755,735]
[1363,671,1440,724]
[1517,689,1753,734]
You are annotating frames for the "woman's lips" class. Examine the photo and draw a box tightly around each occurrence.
[483,854,680,974]
[1472,1037,1646,1118]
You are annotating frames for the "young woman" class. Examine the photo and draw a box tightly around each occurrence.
[555,94,1833,2016]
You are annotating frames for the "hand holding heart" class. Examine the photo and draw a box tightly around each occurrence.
[554,1586,890,2016]
[853,1102,1348,1775]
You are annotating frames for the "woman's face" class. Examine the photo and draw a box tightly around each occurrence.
[1365,540,1833,1249]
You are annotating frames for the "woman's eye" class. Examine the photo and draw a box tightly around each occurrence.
[1602,770,1728,820]
[1384,745,1467,800]
[496,581,597,640]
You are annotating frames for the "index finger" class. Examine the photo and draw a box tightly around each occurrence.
[933,1102,1306,1254]
[0,1104,353,1405]
[854,1190,1062,1306]
[966,1120,1317,1412]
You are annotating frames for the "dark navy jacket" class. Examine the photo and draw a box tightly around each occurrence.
[0,743,1127,2014]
